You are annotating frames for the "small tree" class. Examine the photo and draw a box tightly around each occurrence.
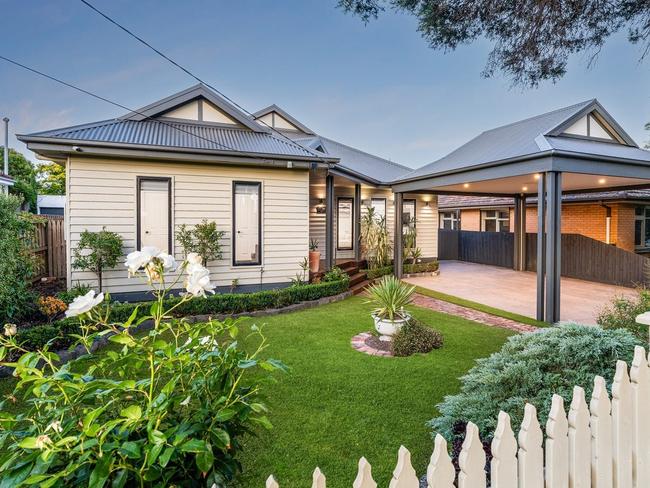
[176,219,225,266]
[72,228,123,291]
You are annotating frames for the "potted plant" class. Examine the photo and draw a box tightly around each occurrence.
[365,275,415,341]
[309,238,320,273]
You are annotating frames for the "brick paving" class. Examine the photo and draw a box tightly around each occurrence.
[411,293,537,333]
[351,332,393,357]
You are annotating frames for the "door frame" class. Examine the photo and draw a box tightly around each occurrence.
[232,180,262,266]
[136,176,172,253]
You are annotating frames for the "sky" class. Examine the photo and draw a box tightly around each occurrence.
[1,0,649,169]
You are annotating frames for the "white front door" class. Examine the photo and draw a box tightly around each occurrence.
[139,179,170,252]
[234,182,261,265]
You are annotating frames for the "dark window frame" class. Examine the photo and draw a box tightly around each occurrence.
[136,176,172,253]
[337,196,354,251]
[402,198,417,244]
[232,181,262,266]
[635,206,650,249]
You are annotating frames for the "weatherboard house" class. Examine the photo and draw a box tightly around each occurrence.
[18,86,650,321]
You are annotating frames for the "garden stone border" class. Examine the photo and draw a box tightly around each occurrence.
[0,290,352,378]
[351,332,393,357]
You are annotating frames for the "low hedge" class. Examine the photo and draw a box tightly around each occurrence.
[364,260,439,280]
[15,279,350,353]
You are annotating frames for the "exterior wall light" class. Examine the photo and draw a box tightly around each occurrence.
[316,199,326,214]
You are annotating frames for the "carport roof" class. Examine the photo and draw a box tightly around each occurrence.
[392,99,650,194]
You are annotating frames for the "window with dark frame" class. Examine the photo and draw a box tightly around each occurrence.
[635,206,650,249]
[481,209,510,232]
[402,199,416,235]
[137,177,172,253]
[233,181,262,266]
[337,197,354,250]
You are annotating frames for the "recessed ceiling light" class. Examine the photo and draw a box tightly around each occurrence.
[534,174,541,180]
[598,178,607,184]
[463,183,470,188]
[522,186,528,191]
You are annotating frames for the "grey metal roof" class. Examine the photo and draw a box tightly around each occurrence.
[398,99,650,183]
[20,118,326,160]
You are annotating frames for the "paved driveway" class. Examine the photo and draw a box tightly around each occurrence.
[404,260,638,325]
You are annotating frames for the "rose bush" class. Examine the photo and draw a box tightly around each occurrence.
[0,250,285,487]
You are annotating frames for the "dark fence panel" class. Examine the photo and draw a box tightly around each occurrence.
[438,229,459,260]
[440,230,649,288]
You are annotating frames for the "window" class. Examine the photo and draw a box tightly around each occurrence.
[635,206,650,249]
[370,198,386,222]
[402,199,416,233]
[337,197,354,250]
[440,211,459,230]
[481,209,510,232]
[233,181,261,265]
[137,177,171,253]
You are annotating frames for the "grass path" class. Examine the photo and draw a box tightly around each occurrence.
[235,296,513,486]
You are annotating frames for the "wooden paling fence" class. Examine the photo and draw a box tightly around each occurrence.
[266,346,650,487]
[29,215,65,280]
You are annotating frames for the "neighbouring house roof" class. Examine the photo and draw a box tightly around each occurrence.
[0,173,14,186]
[37,194,65,208]
[18,85,336,164]
[253,104,316,135]
[439,189,650,210]
[397,99,650,184]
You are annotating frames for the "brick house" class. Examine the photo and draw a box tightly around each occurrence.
[438,190,650,255]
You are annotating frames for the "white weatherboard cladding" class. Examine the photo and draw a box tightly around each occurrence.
[163,100,199,120]
[202,100,238,124]
[67,157,309,293]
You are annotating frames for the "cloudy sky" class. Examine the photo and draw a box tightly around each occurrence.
[1,0,649,168]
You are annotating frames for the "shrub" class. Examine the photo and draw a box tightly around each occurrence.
[404,260,439,274]
[0,194,37,323]
[0,251,285,486]
[14,279,350,353]
[391,320,443,356]
[597,288,650,341]
[72,228,123,291]
[364,265,393,280]
[365,275,415,321]
[37,296,67,322]
[56,283,92,304]
[429,324,643,442]
[177,219,225,266]
[321,266,349,283]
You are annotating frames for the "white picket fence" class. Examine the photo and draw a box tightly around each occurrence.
[266,346,650,487]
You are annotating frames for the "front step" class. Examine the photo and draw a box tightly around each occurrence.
[351,279,371,295]
[349,272,367,287]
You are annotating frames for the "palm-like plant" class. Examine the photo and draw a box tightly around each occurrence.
[365,275,415,321]
[361,208,392,269]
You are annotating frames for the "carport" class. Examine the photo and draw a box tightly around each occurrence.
[390,100,650,323]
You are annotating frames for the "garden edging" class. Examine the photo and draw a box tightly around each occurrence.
[0,290,352,378]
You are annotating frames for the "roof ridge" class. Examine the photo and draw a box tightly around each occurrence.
[482,99,595,134]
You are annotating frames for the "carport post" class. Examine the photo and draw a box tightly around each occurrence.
[354,184,361,263]
[536,175,546,321]
[544,172,562,323]
[393,192,403,278]
[325,173,335,271]
[513,195,527,271]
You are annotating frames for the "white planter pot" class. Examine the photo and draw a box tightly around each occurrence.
[373,312,411,342]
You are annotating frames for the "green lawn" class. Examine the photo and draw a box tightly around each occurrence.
[0,295,514,486]
[234,296,513,486]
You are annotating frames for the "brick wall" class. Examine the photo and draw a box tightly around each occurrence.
[456,202,637,252]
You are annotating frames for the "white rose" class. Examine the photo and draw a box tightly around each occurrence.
[185,266,216,297]
[65,290,104,318]
[3,324,17,337]
[157,252,177,271]
[124,247,160,275]
[186,253,202,265]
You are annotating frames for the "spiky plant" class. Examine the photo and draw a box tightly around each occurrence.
[365,275,415,321]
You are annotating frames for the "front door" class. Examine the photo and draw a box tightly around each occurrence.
[233,182,261,265]
[139,178,170,252]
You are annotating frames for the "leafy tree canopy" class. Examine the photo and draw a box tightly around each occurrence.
[36,162,66,195]
[338,0,650,86]
[1,148,38,212]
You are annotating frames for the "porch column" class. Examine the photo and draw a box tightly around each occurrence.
[354,183,361,263]
[513,195,527,271]
[325,173,335,271]
[536,175,546,321]
[544,171,562,323]
[393,192,403,278]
